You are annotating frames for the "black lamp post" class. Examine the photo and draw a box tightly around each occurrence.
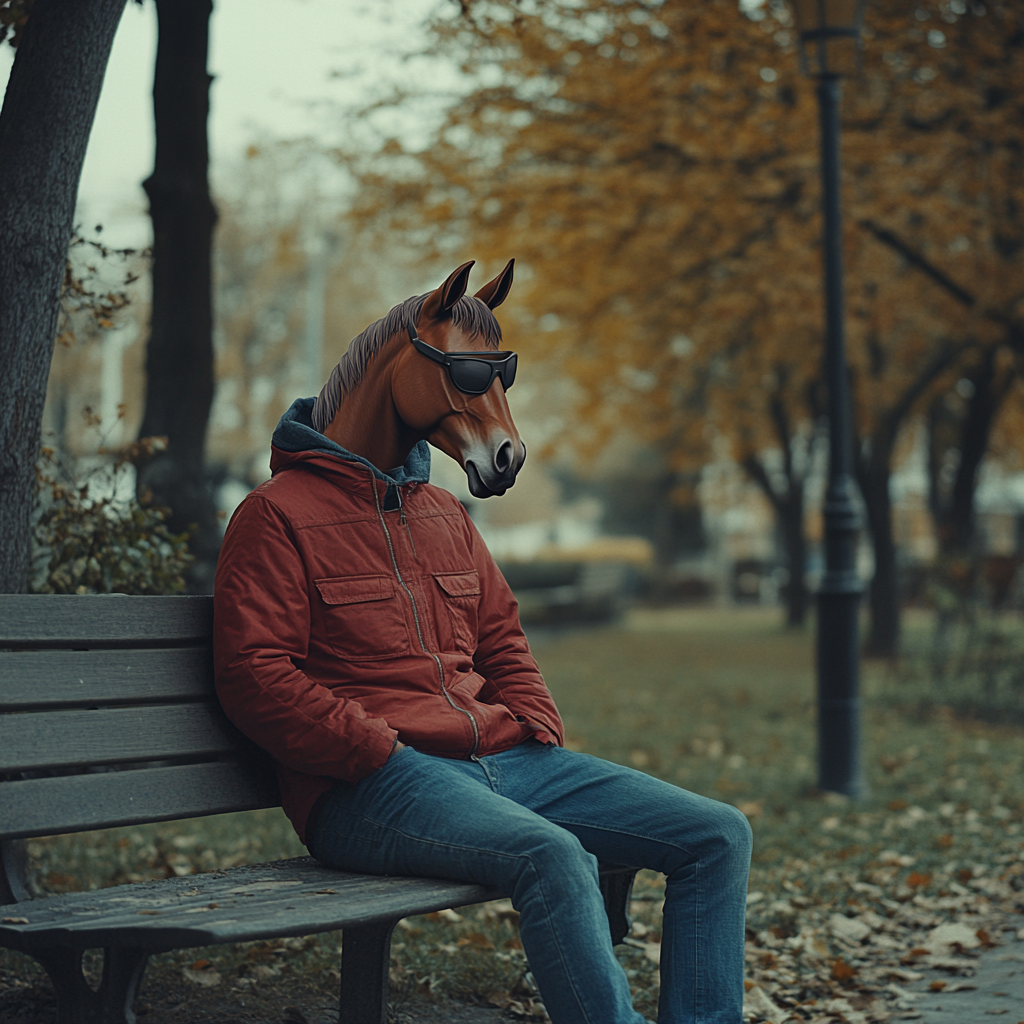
[792,0,867,798]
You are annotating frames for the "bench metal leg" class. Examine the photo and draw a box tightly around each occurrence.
[34,947,99,1024]
[98,947,150,1024]
[338,920,397,1024]
[32,946,149,1024]
[600,868,638,946]
[0,838,33,904]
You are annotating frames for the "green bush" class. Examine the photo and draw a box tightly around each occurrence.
[31,442,193,596]
[892,610,1024,724]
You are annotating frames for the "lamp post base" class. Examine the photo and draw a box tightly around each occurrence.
[817,582,866,798]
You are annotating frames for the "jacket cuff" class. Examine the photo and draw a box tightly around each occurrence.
[516,715,560,747]
[348,723,399,780]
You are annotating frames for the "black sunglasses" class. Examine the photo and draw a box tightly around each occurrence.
[406,320,517,395]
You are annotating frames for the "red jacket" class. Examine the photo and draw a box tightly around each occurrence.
[214,402,563,844]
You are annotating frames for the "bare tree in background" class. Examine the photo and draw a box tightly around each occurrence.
[137,0,219,592]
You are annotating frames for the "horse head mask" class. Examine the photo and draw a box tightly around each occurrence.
[314,260,526,498]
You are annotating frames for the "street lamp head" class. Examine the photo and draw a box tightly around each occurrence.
[791,0,866,78]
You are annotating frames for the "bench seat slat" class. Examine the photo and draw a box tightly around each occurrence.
[0,760,279,840]
[0,857,504,951]
[0,595,212,648]
[0,647,213,710]
[0,703,243,773]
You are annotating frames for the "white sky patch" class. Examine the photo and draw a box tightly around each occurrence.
[0,0,445,247]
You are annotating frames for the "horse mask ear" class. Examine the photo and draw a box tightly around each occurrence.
[421,261,475,321]
[474,258,515,310]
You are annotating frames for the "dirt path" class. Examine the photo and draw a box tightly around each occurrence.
[904,936,1024,1023]
[0,962,517,1024]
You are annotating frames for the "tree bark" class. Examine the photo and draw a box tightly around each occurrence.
[744,455,809,628]
[850,335,970,658]
[137,0,219,593]
[944,351,1012,555]
[740,379,814,629]
[781,480,808,628]
[0,0,127,593]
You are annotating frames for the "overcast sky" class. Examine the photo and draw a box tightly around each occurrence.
[0,0,442,247]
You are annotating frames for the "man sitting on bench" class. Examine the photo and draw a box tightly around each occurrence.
[214,263,752,1024]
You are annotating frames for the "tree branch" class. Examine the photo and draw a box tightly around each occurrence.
[878,338,974,445]
[742,453,785,518]
[859,219,1024,348]
[858,219,976,308]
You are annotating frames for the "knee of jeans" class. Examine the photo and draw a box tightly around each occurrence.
[715,802,754,865]
[516,825,599,887]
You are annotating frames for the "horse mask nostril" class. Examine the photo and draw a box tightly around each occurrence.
[493,440,514,476]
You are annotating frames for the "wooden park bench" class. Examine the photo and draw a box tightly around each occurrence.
[0,595,638,1024]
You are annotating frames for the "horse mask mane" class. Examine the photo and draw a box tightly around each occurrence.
[311,293,504,435]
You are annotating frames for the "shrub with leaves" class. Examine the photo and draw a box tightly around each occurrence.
[32,440,193,596]
[893,611,1024,726]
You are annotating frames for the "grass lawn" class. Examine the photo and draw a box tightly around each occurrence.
[2,607,1022,1022]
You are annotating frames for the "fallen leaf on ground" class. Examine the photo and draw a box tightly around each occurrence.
[182,964,221,986]
[424,908,462,923]
[925,921,982,950]
[887,967,924,981]
[831,956,858,980]
[829,913,872,942]
[742,984,782,1021]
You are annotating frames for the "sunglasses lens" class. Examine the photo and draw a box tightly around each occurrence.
[451,359,495,394]
[502,354,517,390]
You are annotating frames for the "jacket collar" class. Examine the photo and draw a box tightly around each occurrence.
[270,398,431,489]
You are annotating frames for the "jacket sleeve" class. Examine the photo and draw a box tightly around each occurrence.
[214,493,397,781]
[458,505,565,746]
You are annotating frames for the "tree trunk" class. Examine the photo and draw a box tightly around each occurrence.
[859,449,900,657]
[945,351,1010,555]
[0,0,127,593]
[743,455,810,629]
[780,484,808,628]
[137,0,219,593]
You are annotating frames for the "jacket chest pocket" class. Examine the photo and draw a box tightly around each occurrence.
[314,575,411,661]
[433,571,481,655]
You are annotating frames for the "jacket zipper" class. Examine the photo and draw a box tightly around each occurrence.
[396,489,418,560]
[370,472,480,756]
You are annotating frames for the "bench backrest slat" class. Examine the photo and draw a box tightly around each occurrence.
[0,595,284,843]
[0,648,212,710]
[0,703,242,772]
[2,760,279,840]
[0,595,212,648]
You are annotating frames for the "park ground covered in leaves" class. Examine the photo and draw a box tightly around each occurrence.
[1,608,1022,1023]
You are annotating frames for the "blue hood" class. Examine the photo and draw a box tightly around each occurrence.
[271,397,431,487]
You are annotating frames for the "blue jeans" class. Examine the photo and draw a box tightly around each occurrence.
[308,741,751,1024]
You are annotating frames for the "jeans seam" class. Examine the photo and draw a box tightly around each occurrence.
[523,854,594,1022]
[318,819,521,862]
[318,819,597,1023]
[544,817,699,860]
[694,858,702,1023]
